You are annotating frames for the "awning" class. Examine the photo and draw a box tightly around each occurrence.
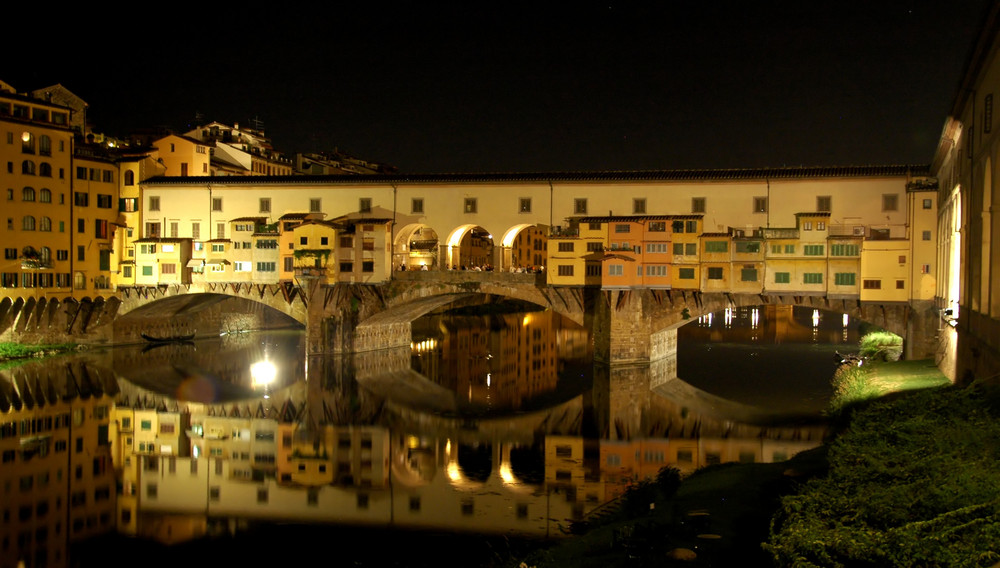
[186,259,204,268]
[205,259,231,266]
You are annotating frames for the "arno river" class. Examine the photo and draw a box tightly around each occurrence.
[2,303,860,567]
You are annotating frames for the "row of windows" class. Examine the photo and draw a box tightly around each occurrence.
[75,167,115,183]
[1,272,75,288]
[11,159,61,177]
[554,265,900,288]
[8,187,57,202]
[152,192,916,220]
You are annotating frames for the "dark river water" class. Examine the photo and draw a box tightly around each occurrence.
[3,303,855,567]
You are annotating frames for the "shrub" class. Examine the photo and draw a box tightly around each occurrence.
[859,330,902,362]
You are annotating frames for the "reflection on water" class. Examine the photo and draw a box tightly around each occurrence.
[678,305,861,414]
[1,306,831,567]
[410,310,593,415]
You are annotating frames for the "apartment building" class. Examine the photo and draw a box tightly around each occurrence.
[1,89,75,300]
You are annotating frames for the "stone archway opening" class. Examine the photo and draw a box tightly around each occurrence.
[443,225,495,271]
[500,224,548,273]
[394,223,439,271]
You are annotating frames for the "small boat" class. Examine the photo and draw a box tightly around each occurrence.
[141,332,196,343]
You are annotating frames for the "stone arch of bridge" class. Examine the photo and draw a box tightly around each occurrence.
[113,287,305,343]
[367,280,586,328]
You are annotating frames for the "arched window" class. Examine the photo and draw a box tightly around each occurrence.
[39,188,51,203]
[39,135,51,156]
[21,132,34,154]
[39,217,51,232]
[22,216,36,231]
[39,163,52,177]
[124,170,135,186]
[40,247,51,264]
[74,271,85,290]
[22,187,35,201]
[21,160,36,175]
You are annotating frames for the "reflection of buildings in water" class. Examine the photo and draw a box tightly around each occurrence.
[411,311,566,411]
[0,360,118,568]
[3,339,828,554]
[685,305,860,346]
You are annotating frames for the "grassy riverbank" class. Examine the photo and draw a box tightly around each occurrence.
[510,357,999,568]
[0,342,79,367]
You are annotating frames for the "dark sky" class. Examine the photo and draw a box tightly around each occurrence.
[6,1,993,173]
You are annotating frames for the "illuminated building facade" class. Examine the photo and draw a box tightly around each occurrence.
[931,4,1000,383]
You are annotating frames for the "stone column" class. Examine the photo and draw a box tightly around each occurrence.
[595,289,653,364]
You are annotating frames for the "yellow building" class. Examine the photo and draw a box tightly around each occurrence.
[730,229,765,295]
[1,372,117,567]
[860,239,911,303]
[152,134,211,177]
[132,237,192,286]
[289,218,338,280]
[1,89,75,300]
[72,151,121,293]
[700,232,732,293]
[669,216,702,290]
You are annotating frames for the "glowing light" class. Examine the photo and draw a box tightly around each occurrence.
[447,461,461,481]
[499,462,515,484]
[21,132,30,143]
[724,308,733,327]
[407,436,420,449]
[751,308,759,328]
[842,314,849,327]
[250,360,276,387]
[811,309,820,328]
[486,373,491,387]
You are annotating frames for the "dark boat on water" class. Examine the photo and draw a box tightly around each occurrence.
[141,332,196,343]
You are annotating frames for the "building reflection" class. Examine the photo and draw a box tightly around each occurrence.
[1,316,829,566]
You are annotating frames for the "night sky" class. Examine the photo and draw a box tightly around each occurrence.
[5,2,993,173]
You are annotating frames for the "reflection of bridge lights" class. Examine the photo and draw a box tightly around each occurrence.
[486,373,491,387]
[842,314,849,327]
[447,461,461,482]
[411,338,438,353]
[251,360,277,387]
[407,436,420,449]
[724,308,733,327]
[751,308,760,328]
[499,462,515,484]
[522,314,534,327]
[812,309,820,328]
